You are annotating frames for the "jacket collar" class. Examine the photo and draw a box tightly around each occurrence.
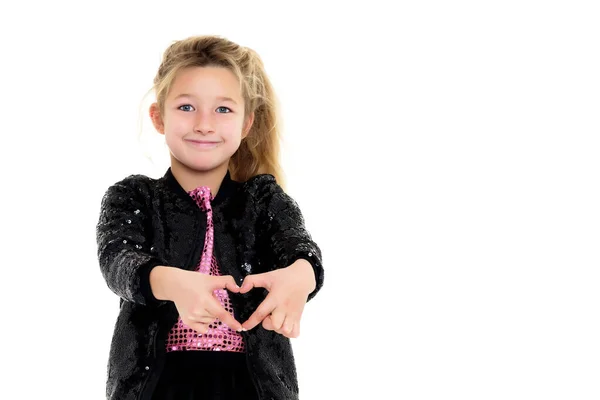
[163,167,237,207]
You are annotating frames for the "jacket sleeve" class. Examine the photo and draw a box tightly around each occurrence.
[96,176,167,306]
[254,175,324,302]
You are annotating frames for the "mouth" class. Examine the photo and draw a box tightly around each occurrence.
[185,139,221,149]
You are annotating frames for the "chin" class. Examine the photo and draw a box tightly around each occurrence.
[184,159,228,172]
[170,149,232,173]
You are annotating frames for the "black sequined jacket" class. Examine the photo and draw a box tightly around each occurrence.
[96,168,324,400]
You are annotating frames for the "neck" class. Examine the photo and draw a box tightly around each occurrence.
[170,156,229,195]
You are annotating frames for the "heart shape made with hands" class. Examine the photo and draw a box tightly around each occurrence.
[225,267,311,339]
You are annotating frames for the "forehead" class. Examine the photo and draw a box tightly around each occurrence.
[168,66,241,100]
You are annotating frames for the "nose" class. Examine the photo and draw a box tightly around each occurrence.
[193,109,215,134]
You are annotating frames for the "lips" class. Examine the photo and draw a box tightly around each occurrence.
[185,139,221,149]
[187,140,220,144]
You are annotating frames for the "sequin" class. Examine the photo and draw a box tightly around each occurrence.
[165,186,245,354]
[134,209,140,215]
[126,219,131,224]
[122,240,127,244]
[242,262,252,273]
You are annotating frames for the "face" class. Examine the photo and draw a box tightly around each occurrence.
[150,66,253,174]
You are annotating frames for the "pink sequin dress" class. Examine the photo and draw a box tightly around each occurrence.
[165,185,245,353]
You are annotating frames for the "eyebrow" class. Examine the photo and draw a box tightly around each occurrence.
[173,94,239,105]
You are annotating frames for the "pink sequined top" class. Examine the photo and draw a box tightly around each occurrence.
[165,185,245,353]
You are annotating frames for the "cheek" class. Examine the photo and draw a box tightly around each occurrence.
[221,119,245,138]
[164,118,188,134]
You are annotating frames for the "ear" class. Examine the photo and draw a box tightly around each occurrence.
[242,112,255,139]
[149,103,165,134]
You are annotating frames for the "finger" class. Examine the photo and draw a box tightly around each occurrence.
[242,295,277,330]
[190,322,210,335]
[185,315,214,324]
[278,310,301,337]
[269,308,286,331]
[262,315,275,331]
[183,313,215,326]
[279,316,295,337]
[291,322,300,338]
[205,298,243,332]
[196,316,215,324]
[239,273,272,293]
[186,306,217,321]
[211,275,241,293]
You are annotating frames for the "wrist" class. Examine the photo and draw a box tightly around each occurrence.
[149,266,181,301]
[290,259,316,293]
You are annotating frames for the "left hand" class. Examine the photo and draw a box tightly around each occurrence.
[239,259,316,338]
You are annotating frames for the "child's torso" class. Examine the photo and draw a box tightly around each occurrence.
[165,185,245,353]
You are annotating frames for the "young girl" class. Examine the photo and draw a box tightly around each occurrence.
[96,35,324,400]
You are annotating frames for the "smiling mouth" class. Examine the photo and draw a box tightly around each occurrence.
[186,139,221,149]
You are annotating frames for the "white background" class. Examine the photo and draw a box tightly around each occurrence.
[1,1,599,399]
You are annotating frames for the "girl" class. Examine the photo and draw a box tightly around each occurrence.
[96,35,324,400]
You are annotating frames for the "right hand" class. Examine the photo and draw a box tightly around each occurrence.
[168,269,244,334]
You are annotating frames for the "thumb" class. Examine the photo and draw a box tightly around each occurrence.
[239,273,271,293]
[210,275,241,293]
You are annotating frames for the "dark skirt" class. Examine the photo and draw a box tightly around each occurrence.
[152,350,259,400]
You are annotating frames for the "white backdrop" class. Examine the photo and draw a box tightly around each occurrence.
[1,1,599,399]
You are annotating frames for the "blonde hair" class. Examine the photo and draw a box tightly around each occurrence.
[152,35,285,188]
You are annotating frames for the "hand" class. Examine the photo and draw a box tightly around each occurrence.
[239,259,316,338]
[156,267,243,334]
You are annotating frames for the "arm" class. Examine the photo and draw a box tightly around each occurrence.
[96,176,166,306]
[253,175,324,302]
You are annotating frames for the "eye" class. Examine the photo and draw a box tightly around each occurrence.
[178,104,194,112]
[216,106,232,113]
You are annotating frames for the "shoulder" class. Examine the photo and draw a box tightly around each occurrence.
[114,173,156,187]
[240,173,283,201]
[241,173,277,190]
[240,174,301,214]
[101,174,158,204]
